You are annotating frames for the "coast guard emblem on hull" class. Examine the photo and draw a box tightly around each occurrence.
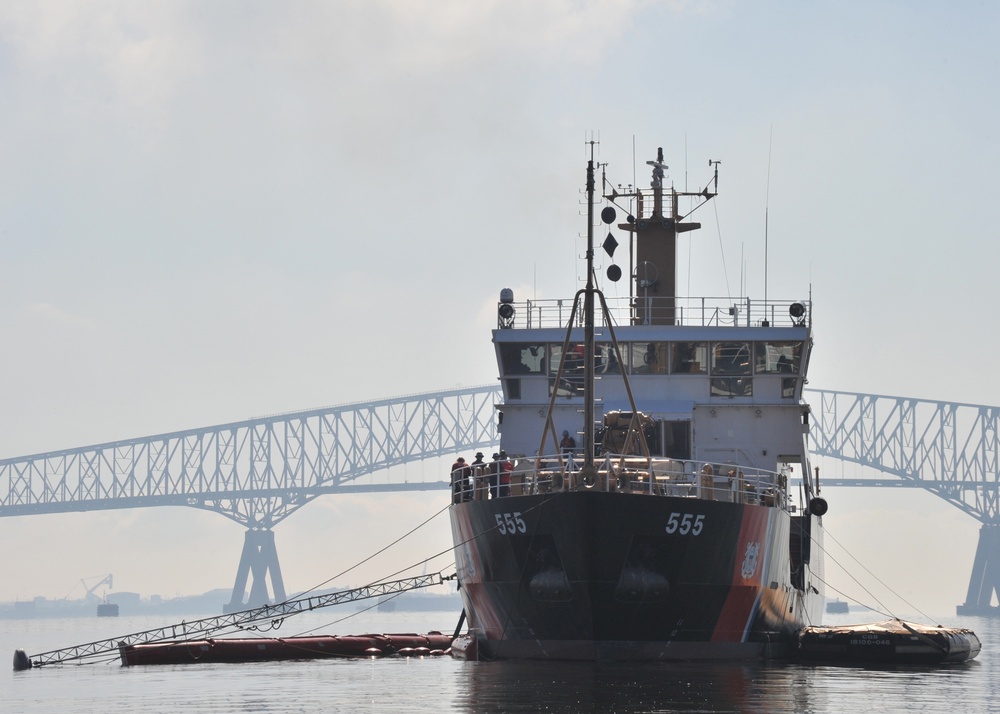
[741,541,760,579]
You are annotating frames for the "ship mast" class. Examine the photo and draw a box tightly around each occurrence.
[580,143,598,482]
[537,145,717,476]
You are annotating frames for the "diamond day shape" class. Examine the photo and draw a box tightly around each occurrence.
[602,232,618,258]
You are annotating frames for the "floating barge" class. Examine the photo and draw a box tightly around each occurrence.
[825,600,849,614]
[797,620,981,665]
[118,632,453,667]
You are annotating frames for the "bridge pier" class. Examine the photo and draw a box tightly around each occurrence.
[957,524,1000,616]
[224,529,287,613]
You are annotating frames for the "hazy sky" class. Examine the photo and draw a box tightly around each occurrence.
[1,1,998,618]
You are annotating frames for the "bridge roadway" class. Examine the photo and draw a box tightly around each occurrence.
[2,386,999,614]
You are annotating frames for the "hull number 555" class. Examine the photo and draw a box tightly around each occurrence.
[495,512,527,534]
[665,512,705,536]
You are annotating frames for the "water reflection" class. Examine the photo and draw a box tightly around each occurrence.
[454,659,821,713]
[4,612,992,713]
[452,651,996,713]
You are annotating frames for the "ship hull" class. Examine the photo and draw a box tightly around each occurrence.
[450,491,822,660]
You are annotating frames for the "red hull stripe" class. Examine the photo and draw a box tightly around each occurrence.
[711,506,772,642]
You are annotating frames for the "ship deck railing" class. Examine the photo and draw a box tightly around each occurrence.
[498,296,810,330]
[455,456,790,510]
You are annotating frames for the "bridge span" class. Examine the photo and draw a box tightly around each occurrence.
[811,389,1000,615]
[2,385,999,614]
[0,385,499,611]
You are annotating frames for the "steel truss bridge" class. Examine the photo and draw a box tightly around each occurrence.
[0,385,499,612]
[2,385,1000,614]
[811,389,1000,614]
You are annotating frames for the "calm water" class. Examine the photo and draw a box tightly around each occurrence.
[5,609,996,713]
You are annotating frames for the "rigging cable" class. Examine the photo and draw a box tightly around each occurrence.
[239,501,460,638]
[808,523,939,626]
[296,496,556,637]
[713,198,731,302]
[290,500,454,602]
[764,124,773,307]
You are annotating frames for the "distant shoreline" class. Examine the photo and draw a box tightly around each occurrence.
[0,589,461,620]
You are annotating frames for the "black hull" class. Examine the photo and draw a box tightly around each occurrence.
[450,491,823,660]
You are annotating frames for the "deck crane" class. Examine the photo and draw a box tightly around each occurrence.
[80,574,113,602]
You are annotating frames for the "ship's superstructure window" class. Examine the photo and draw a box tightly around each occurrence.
[548,343,585,396]
[497,339,802,399]
[633,342,669,374]
[670,342,707,374]
[596,343,623,374]
[754,342,803,374]
[711,342,752,375]
[710,341,753,397]
[711,377,753,397]
[500,343,546,374]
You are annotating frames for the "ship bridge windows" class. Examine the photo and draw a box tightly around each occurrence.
[543,342,624,396]
[755,342,803,374]
[711,342,752,375]
[631,342,669,374]
[710,342,753,397]
[499,343,547,374]
[623,342,708,375]
[670,342,708,374]
[500,340,801,399]
[711,377,753,397]
[596,343,623,374]
[755,341,803,398]
[548,343,585,396]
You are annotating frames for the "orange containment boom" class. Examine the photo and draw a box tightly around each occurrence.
[119,632,454,666]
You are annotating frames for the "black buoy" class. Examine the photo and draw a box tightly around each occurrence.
[13,649,32,671]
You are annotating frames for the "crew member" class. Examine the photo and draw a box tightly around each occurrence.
[489,453,502,499]
[471,452,486,500]
[499,450,513,497]
[450,457,470,503]
[560,430,577,456]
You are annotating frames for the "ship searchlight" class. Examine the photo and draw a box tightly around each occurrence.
[498,288,515,329]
